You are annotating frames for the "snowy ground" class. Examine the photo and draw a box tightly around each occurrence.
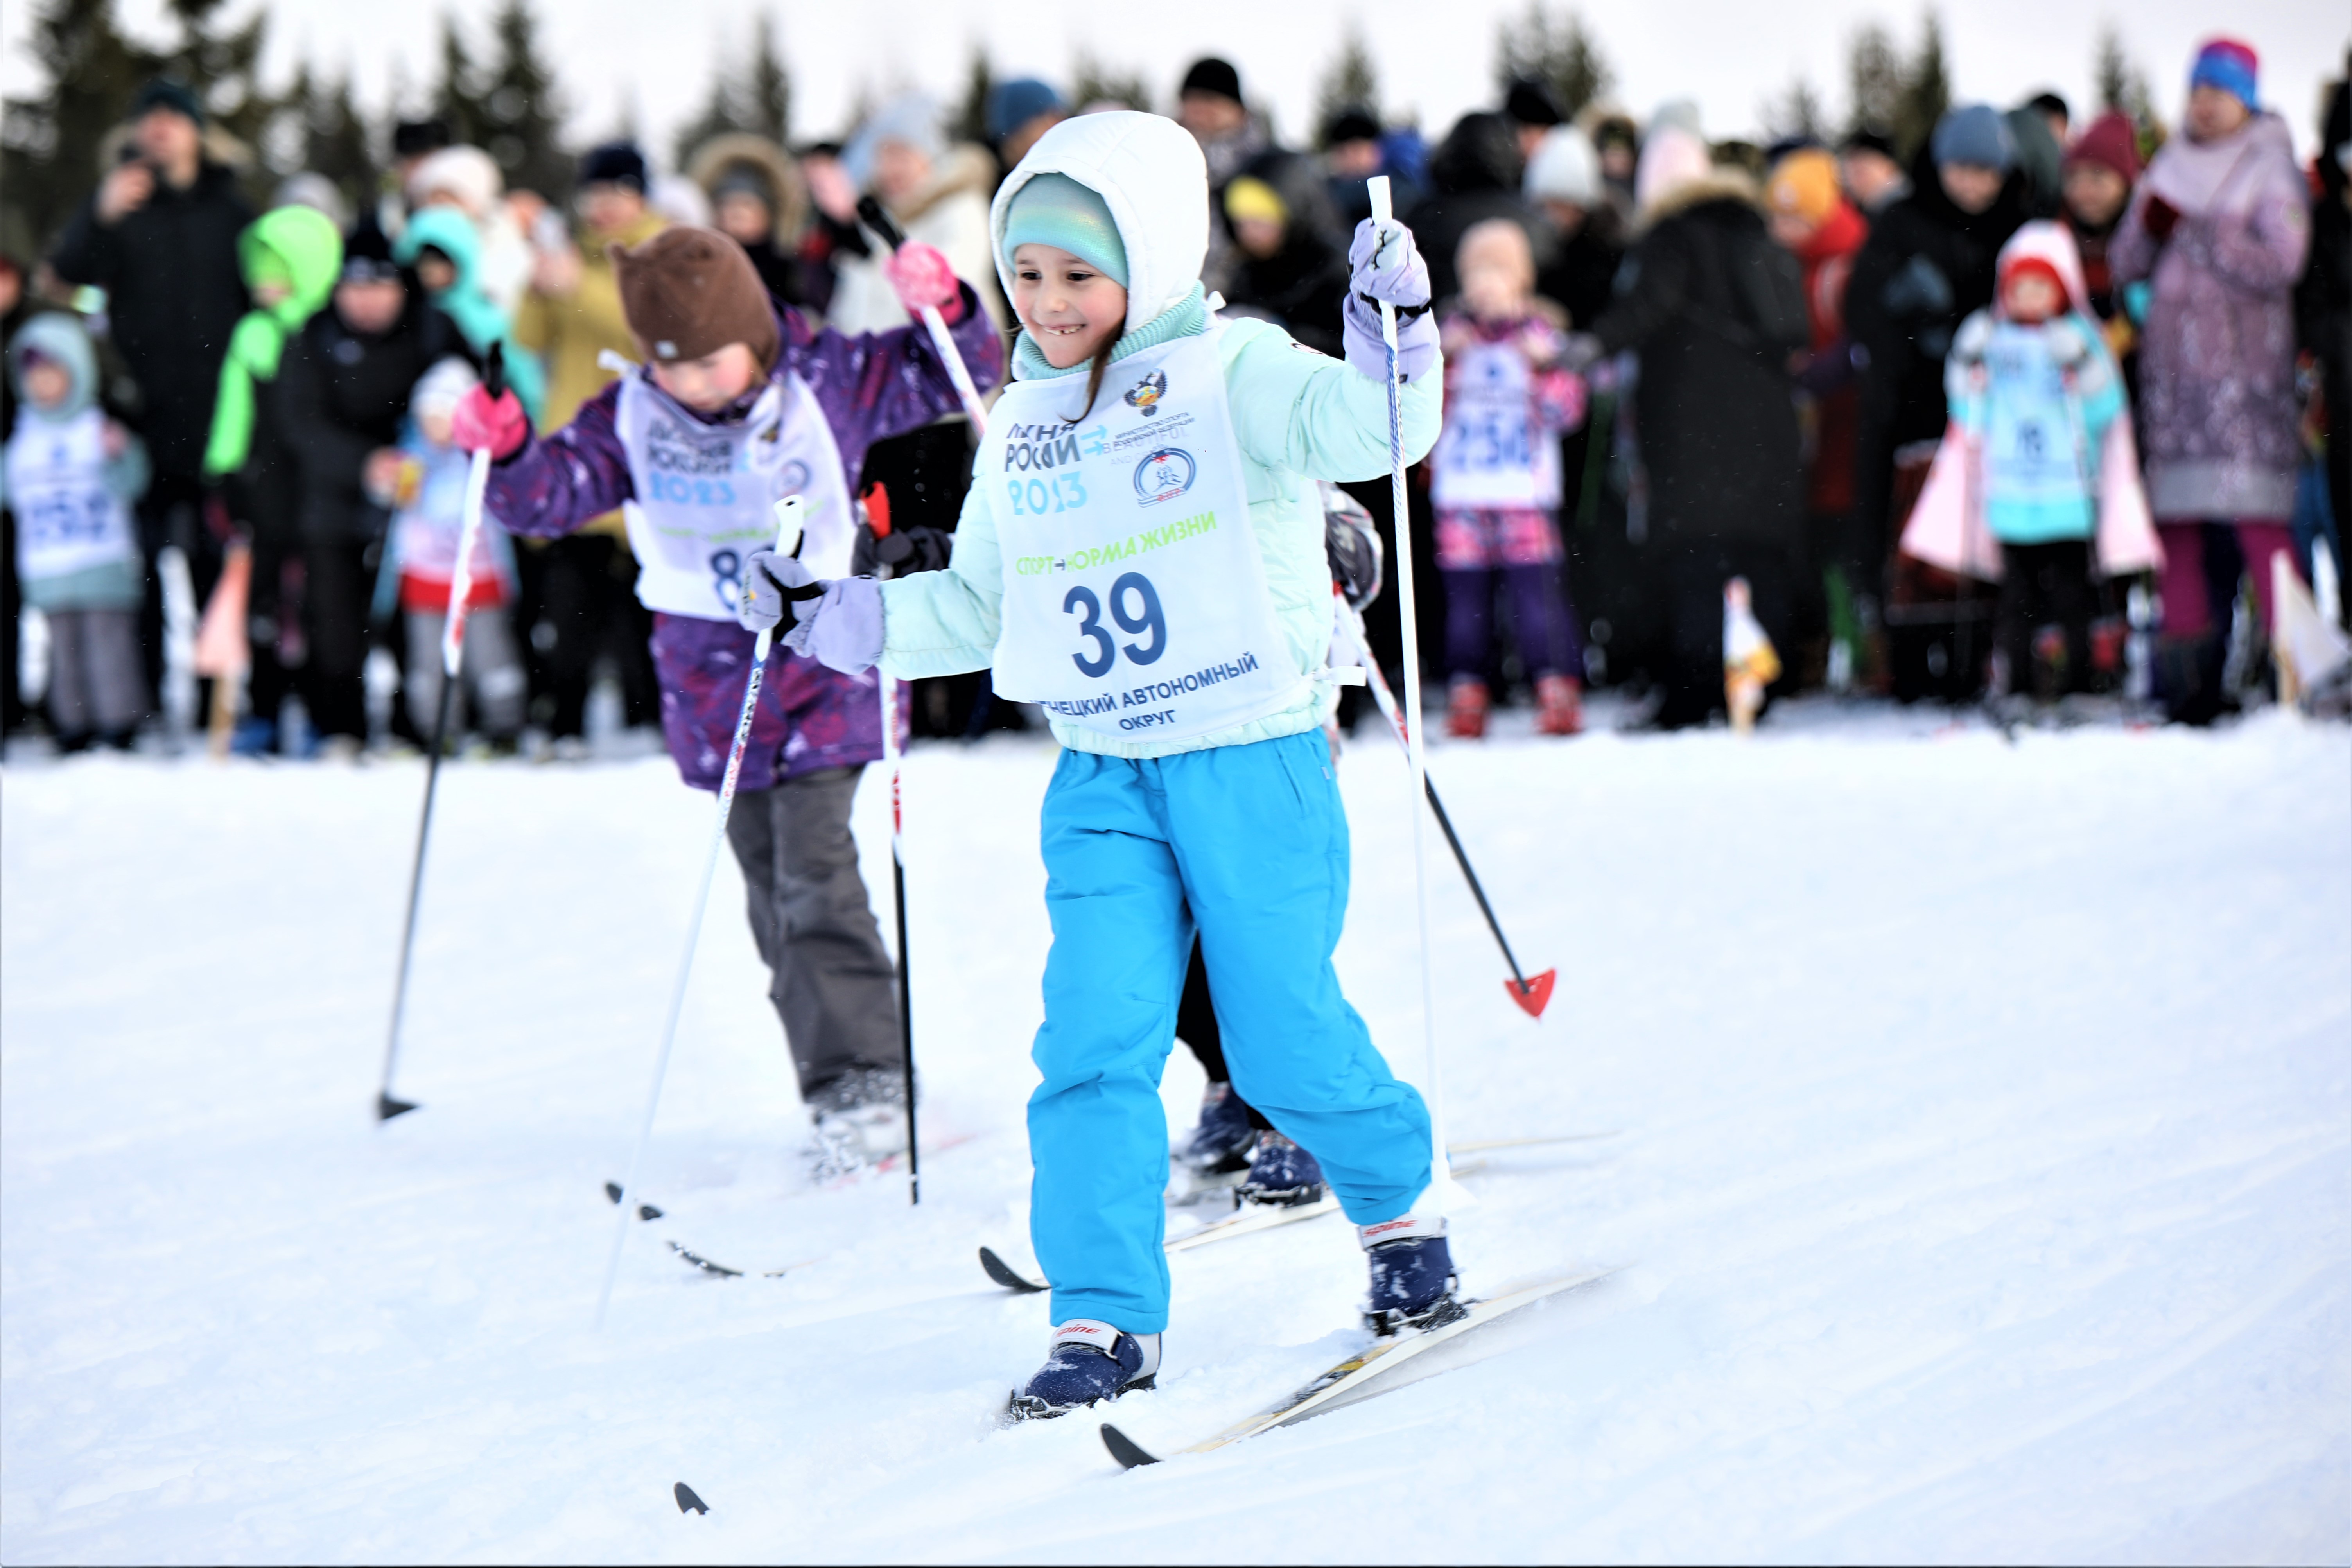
[3,701,2348,1564]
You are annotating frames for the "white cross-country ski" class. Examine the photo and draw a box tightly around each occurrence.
[1098,1267,1622,1468]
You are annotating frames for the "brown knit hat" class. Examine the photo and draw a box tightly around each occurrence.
[610,226,779,370]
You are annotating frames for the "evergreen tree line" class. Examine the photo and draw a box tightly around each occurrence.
[0,0,2159,262]
[0,0,578,258]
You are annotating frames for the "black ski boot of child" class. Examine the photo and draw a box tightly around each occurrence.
[1179,1080,1256,1176]
[1237,1130,1326,1207]
[1359,1214,1466,1335]
[1006,1320,1161,1421]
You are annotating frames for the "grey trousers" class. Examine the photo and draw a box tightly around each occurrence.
[45,607,147,739]
[724,765,901,1105]
[404,607,527,739]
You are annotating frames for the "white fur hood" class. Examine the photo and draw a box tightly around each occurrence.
[988,111,1208,338]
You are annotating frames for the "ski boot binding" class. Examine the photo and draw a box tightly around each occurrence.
[1005,1321,1160,1422]
[1360,1213,1468,1336]
[1237,1130,1327,1208]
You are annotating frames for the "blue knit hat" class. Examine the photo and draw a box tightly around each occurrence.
[988,79,1064,145]
[2189,38,2259,110]
[1003,172,1128,287]
[1930,104,2017,172]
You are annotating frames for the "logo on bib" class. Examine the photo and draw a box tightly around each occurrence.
[1132,448,1196,506]
[1123,370,1168,416]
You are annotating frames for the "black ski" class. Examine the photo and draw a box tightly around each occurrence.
[604,1181,663,1220]
[980,1246,1048,1293]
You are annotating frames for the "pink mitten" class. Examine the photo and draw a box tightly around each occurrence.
[451,384,528,458]
[884,242,963,324]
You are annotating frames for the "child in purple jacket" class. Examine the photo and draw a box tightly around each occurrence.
[453,225,1001,1167]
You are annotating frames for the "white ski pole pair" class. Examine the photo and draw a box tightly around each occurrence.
[379,343,506,1122]
[595,496,807,1327]
[1365,178,1463,1205]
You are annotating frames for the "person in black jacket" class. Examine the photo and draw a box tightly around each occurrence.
[2298,69,2350,619]
[1842,106,2033,695]
[1580,132,1808,729]
[1405,113,1541,309]
[1218,170,1350,356]
[47,78,253,706]
[273,224,476,752]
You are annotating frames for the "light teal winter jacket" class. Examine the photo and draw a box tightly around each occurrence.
[1945,308,2124,546]
[879,112,1440,758]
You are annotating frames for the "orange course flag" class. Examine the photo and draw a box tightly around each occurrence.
[194,540,252,678]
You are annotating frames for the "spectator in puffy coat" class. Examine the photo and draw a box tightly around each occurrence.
[1218,173,1349,357]
[689,132,811,308]
[2110,39,2313,722]
[201,204,343,753]
[1766,148,1870,645]
[273,226,478,750]
[1526,125,1627,330]
[1844,105,2034,598]
[2297,70,2350,602]
[1405,113,1540,309]
[47,78,253,694]
[1584,128,1807,728]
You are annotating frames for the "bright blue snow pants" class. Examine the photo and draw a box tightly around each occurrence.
[1028,731,1433,1333]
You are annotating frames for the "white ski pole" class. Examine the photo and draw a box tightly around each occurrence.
[379,343,506,1122]
[595,495,806,1326]
[856,196,989,436]
[1365,178,1460,1203]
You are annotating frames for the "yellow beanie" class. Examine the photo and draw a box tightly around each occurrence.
[1222,176,1288,227]
[1767,148,1840,227]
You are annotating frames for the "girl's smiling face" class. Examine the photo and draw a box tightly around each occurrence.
[1010,242,1127,370]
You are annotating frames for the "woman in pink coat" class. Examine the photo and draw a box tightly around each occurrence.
[2110,38,2312,722]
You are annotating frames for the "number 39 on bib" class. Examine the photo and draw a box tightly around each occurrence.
[983,328,1303,743]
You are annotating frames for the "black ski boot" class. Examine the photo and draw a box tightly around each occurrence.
[1359,1213,1467,1335]
[1005,1321,1161,1421]
[1237,1130,1327,1207]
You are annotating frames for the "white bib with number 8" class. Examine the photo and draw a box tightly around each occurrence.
[985,327,1302,743]
[614,370,854,620]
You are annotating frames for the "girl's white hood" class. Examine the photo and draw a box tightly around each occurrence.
[989,111,1207,339]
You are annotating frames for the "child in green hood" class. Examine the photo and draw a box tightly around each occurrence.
[203,203,341,753]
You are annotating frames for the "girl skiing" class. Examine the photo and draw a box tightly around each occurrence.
[451,222,1001,1166]
[738,111,1453,1416]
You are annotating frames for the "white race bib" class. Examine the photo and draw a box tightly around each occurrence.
[615,370,854,620]
[1430,339,1559,510]
[5,409,139,583]
[985,328,1302,743]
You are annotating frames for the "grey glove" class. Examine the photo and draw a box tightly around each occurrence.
[739,547,820,633]
[1342,217,1439,382]
[780,575,886,674]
